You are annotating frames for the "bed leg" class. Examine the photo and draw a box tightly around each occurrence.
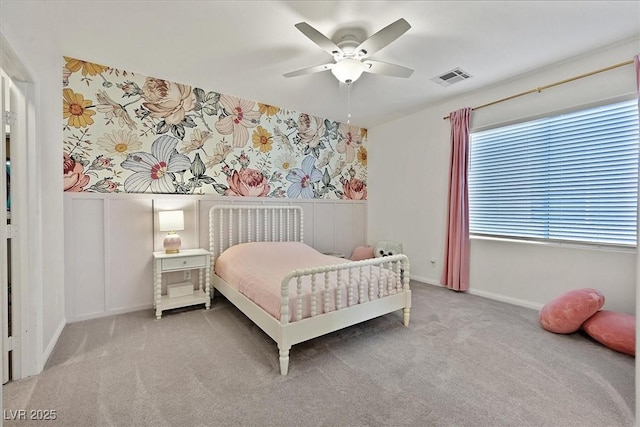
[403,307,410,326]
[279,345,291,375]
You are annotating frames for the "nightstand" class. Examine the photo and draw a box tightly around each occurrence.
[152,248,211,319]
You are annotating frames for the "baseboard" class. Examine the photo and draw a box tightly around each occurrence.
[67,303,153,323]
[410,275,440,286]
[468,288,543,311]
[409,275,543,311]
[42,317,66,369]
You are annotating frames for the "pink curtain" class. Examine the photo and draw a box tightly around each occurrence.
[635,54,640,111]
[441,108,472,291]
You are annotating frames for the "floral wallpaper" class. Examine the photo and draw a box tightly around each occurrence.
[62,56,368,199]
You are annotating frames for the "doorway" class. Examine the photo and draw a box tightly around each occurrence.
[2,70,16,385]
[0,34,40,390]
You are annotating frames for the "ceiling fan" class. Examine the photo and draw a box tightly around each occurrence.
[283,18,414,84]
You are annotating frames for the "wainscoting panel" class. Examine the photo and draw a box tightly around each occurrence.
[65,194,366,321]
[335,203,356,258]
[107,198,154,312]
[64,197,107,320]
[311,202,335,253]
[352,202,367,253]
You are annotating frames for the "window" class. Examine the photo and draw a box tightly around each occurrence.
[469,99,639,247]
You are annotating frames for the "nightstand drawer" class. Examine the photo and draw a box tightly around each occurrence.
[161,255,207,271]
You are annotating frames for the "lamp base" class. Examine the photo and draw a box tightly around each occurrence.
[163,233,182,254]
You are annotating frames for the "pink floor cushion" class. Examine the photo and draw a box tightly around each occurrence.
[538,288,605,334]
[582,310,635,356]
[350,246,375,261]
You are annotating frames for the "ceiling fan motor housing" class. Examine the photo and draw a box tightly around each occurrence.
[334,35,365,61]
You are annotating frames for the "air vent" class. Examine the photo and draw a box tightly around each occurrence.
[431,68,472,87]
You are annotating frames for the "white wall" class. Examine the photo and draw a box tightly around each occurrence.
[64,194,367,322]
[368,38,639,314]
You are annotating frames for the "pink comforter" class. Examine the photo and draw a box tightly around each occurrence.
[215,241,399,321]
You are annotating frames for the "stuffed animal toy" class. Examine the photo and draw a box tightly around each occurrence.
[374,240,403,258]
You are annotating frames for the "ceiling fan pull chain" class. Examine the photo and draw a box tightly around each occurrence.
[347,83,352,125]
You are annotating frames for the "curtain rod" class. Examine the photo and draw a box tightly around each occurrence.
[443,59,634,120]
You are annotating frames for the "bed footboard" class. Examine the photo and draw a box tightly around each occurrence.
[280,253,411,325]
[276,254,410,374]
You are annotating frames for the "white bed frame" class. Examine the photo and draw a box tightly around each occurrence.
[209,205,411,375]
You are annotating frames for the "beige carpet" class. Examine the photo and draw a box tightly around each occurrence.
[3,282,635,426]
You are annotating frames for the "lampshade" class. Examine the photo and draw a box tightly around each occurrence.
[158,210,184,232]
[158,210,184,254]
[331,59,366,84]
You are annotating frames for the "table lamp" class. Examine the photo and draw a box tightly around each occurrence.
[158,210,184,254]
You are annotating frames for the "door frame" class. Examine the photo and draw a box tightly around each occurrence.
[1,32,42,384]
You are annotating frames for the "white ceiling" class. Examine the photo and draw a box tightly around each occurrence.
[2,1,640,128]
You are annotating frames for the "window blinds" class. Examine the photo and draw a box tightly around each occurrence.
[469,99,639,246]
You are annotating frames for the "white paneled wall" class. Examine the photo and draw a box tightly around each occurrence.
[64,195,154,321]
[64,193,367,322]
[108,198,155,312]
[64,197,107,319]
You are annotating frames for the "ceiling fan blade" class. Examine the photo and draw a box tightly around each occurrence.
[295,22,343,57]
[363,60,414,78]
[283,63,334,78]
[356,18,411,59]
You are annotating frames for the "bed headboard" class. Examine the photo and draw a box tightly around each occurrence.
[209,205,304,260]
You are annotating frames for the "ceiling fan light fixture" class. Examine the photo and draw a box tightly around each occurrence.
[331,59,366,84]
